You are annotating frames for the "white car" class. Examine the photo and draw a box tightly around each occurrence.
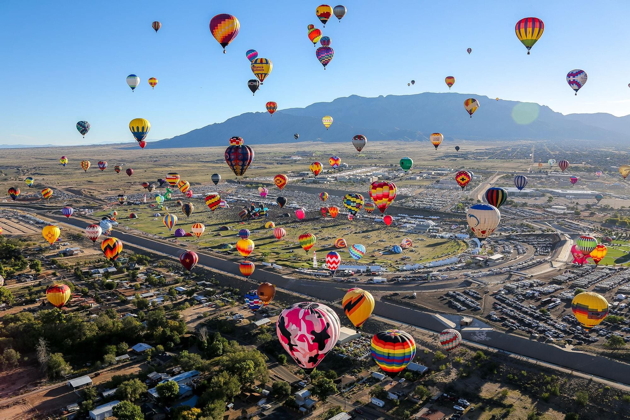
[453,405,465,412]
[457,399,470,407]
[261,404,272,411]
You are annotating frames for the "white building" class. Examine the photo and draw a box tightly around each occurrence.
[89,401,120,420]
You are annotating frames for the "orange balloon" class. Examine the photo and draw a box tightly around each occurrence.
[274,174,288,190]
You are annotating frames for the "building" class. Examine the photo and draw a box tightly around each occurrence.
[131,343,154,353]
[67,375,92,391]
[253,318,271,327]
[328,413,352,420]
[338,327,361,345]
[148,370,200,400]
[406,362,429,374]
[461,317,473,326]
[89,401,120,420]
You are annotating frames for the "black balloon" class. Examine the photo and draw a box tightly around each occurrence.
[211,173,221,185]
[455,146,460,151]
[277,197,287,208]
[248,79,260,95]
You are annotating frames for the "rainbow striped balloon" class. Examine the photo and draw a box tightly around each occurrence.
[349,244,366,260]
[371,330,416,376]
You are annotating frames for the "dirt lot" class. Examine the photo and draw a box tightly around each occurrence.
[0,217,41,236]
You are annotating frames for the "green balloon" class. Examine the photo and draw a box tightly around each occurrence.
[400,157,413,172]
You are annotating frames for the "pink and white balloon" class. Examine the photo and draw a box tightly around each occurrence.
[326,251,341,271]
[439,329,462,352]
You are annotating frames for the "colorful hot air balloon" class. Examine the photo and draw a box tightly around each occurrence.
[558,160,570,172]
[166,173,180,186]
[371,330,416,377]
[176,179,190,193]
[148,77,158,89]
[325,251,341,271]
[236,238,255,257]
[466,204,501,241]
[349,244,366,260]
[113,165,121,174]
[430,133,443,150]
[400,157,413,172]
[25,177,34,187]
[266,101,277,115]
[152,21,161,32]
[316,4,333,26]
[126,74,140,92]
[333,5,346,21]
[329,156,341,168]
[514,175,528,191]
[248,79,260,95]
[85,224,102,242]
[259,187,268,198]
[276,302,340,372]
[322,116,334,130]
[251,58,273,84]
[190,223,205,238]
[118,195,127,205]
[210,14,240,53]
[41,188,53,199]
[239,261,255,278]
[328,206,339,218]
[76,121,90,137]
[464,98,479,118]
[42,225,61,245]
[619,165,630,180]
[515,17,544,55]
[445,76,455,89]
[316,46,334,69]
[310,162,323,176]
[343,193,364,215]
[205,193,221,211]
[244,291,262,312]
[570,176,579,185]
[577,235,598,256]
[455,170,472,190]
[273,227,286,240]
[258,282,276,305]
[182,203,194,217]
[179,250,199,271]
[567,69,588,95]
[81,161,91,172]
[439,329,462,352]
[319,192,329,202]
[7,187,20,201]
[238,229,251,239]
[401,238,413,249]
[295,208,305,220]
[274,174,289,190]
[590,244,608,265]
[46,284,71,308]
[572,292,609,329]
[342,288,375,328]
[485,187,507,208]
[225,142,255,177]
[265,221,275,229]
[369,182,397,214]
[60,156,68,166]
[277,197,287,208]
[246,49,258,62]
[211,173,221,185]
[129,118,151,143]
[61,206,74,218]
[163,214,178,231]
[298,233,317,253]
[335,238,347,248]
[352,135,367,152]
[308,26,322,46]
[101,237,123,260]
[97,161,108,171]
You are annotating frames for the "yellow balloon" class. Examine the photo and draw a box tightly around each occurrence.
[322,116,333,129]
[251,58,273,84]
[129,118,151,142]
[42,225,61,245]
[342,288,375,328]
[572,292,609,329]
[619,165,630,180]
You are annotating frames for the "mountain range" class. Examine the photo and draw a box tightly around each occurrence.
[152,93,630,148]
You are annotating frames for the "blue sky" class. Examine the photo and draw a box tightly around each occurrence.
[2,0,630,146]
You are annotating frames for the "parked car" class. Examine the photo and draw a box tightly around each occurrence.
[453,405,465,412]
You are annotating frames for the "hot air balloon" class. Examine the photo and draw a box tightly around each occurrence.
[352,135,367,152]
[274,174,289,190]
[295,208,306,220]
[61,206,74,218]
[101,237,123,260]
[258,282,276,305]
[316,4,333,26]
[325,251,341,271]
[577,235,598,255]
[567,69,588,95]
[179,250,199,271]
[166,173,180,186]
[244,291,262,312]
[239,261,255,278]
[515,17,544,55]
[619,165,630,180]
[328,206,339,218]
[266,101,277,115]
[60,156,68,166]
[466,204,500,241]
[430,133,443,150]
[514,175,528,191]
[273,227,286,240]
[83,224,101,243]
[294,133,300,140]
[298,233,316,253]
[258,187,268,198]
[46,284,71,308]
[42,225,61,245]
[343,193,364,215]
[308,25,322,46]
[247,79,260,95]
[210,14,240,53]
[191,223,205,238]
[334,5,346,21]
[81,161,91,172]
[558,160,570,172]
[455,146,460,151]
[319,192,329,202]
[251,58,272,84]
[383,215,394,226]
[211,174,221,186]
[322,116,333,129]
[238,229,250,239]
[595,194,604,203]
[342,288,375,328]
[246,49,258,62]
[570,176,579,185]
[590,244,608,265]
[455,170,472,190]
[7,187,19,201]
[182,203,194,217]
[113,165,121,174]
[205,193,221,211]
[310,162,323,176]
[152,21,161,33]
[464,98,479,118]
[129,118,151,143]
[335,238,347,248]
[329,156,341,168]
[76,121,90,137]
[484,187,507,208]
[467,48,472,54]
[118,195,127,205]
[439,329,462,352]
[100,219,113,233]
[371,330,416,377]
[572,292,609,329]
[445,76,455,89]
[276,302,340,372]
[176,180,190,193]
[148,77,158,89]
[41,188,53,199]
[24,177,34,187]
[225,142,255,178]
[126,74,140,92]
[548,158,557,168]
[277,197,287,208]
[400,157,413,172]
[316,46,334,69]
[98,161,108,171]
[349,244,366,260]
[163,214,178,231]
[401,238,413,249]
[265,221,275,229]
[236,238,255,257]
[369,181,397,214]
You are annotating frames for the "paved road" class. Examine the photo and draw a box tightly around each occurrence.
[39,213,630,386]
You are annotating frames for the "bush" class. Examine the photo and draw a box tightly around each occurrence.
[575,391,588,407]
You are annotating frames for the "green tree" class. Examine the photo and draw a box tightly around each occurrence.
[277,354,287,365]
[112,401,144,420]
[202,371,242,402]
[29,260,42,273]
[574,288,585,296]
[606,335,626,349]
[174,407,203,420]
[116,378,148,402]
[311,377,337,402]
[575,390,589,407]
[1,348,20,370]
[83,386,98,401]
[433,351,446,362]
[414,385,430,400]
[133,297,150,310]
[323,406,343,419]
[103,353,117,366]
[215,349,269,387]
[117,342,129,355]
[202,398,226,419]
[46,353,71,379]
[177,351,207,372]
[0,287,15,305]
[255,332,273,346]
[156,380,179,402]
[272,381,291,399]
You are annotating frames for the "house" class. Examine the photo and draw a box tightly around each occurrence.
[253,318,271,327]
[338,327,361,345]
[150,352,175,367]
[335,375,356,391]
[406,362,429,374]
[147,371,171,384]
[193,295,207,303]
[89,400,120,420]
[67,375,93,391]
[115,354,130,363]
[294,389,311,404]
[148,370,200,401]
[328,413,352,420]
[141,402,168,420]
[131,343,154,353]
[174,286,187,293]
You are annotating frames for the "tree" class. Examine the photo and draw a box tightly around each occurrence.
[156,380,179,402]
[117,342,129,355]
[29,260,42,273]
[606,335,626,349]
[112,400,143,420]
[311,377,337,402]
[323,406,343,419]
[174,407,203,420]
[575,390,589,407]
[1,348,20,370]
[565,414,579,420]
[277,354,287,365]
[272,381,291,399]
[116,378,147,402]
[216,349,269,387]
[36,338,49,372]
[133,297,150,310]
[103,353,117,366]
[0,287,15,305]
[202,398,226,419]
[370,385,385,399]
[414,385,430,400]
[202,371,242,402]
[46,353,71,379]
[433,351,446,362]
[177,351,207,372]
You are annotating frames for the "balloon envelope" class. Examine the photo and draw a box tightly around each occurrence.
[371,330,416,377]
[342,288,375,328]
[572,292,608,329]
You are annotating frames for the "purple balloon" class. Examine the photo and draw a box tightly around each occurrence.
[174,228,186,237]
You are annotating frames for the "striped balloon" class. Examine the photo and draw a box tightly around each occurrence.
[246,49,258,62]
[316,46,334,69]
[400,238,413,249]
[364,202,376,214]
[484,187,507,208]
[334,238,347,248]
[325,251,341,271]
[369,181,397,214]
[177,180,190,193]
[572,292,609,329]
[577,235,598,255]
[166,173,180,186]
[514,175,528,191]
[273,228,286,240]
[41,188,53,199]
[439,329,462,352]
[328,206,339,218]
[298,233,316,253]
[349,244,366,260]
[236,239,255,257]
[244,290,262,312]
[46,284,71,308]
[515,17,544,55]
[558,160,570,172]
[191,223,205,238]
[163,214,178,231]
[240,261,256,278]
[101,237,123,261]
[210,14,240,52]
[205,193,221,211]
[238,229,250,239]
[371,330,416,377]
[342,288,375,328]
